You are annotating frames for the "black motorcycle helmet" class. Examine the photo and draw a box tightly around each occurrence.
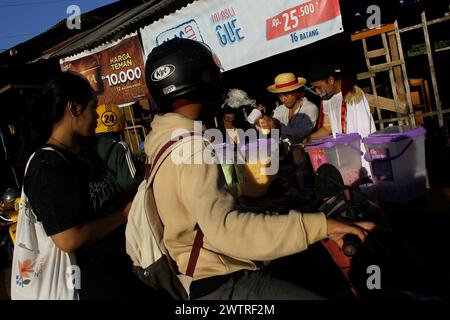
[1,187,20,203]
[145,38,225,113]
[1,187,20,211]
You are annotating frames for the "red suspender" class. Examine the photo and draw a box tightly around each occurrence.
[341,100,347,134]
[317,100,324,129]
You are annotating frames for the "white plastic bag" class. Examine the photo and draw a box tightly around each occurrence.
[10,148,78,300]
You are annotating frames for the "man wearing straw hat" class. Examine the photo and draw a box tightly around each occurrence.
[259,72,318,142]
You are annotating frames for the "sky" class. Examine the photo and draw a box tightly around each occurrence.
[0,0,118,53]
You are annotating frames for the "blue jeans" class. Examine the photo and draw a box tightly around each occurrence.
[195,270,325,300]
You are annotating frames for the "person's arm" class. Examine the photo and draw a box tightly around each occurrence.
[175,152,374,261]
[250,104,269,127]
[265,103,318,140]
[259,104,283,130]
[51,201,131,253]
[258,116,279,129]
[113,142,142,196]
[280,124,311,140]
[278,112,316,140]
[305,114,332,142]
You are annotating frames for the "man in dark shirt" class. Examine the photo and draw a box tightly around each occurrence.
[260,72,319,143]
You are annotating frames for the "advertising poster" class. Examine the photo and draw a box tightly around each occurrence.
[140,0,343,71]
[60,33,150,106]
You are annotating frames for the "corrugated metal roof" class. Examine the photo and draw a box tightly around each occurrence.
[0,1,130,64]
[50,0,195,59]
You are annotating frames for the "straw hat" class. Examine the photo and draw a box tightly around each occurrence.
[267,73,307,93]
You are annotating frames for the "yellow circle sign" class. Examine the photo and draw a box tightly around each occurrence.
[101,111,117,127]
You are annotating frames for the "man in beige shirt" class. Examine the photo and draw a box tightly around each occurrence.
[143,38,374,299]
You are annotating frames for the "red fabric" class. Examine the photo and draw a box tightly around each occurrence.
[172,99,195,110]
[144,132,204,279]
[144,132,196,180]
[317,100,324,129]
[321,239,358,298]
[321,239,352,277]
[275,79,299,89]
[317,76,355,132]
[186,228,204,277]
[317,100,346,133]
[341,100,347,134]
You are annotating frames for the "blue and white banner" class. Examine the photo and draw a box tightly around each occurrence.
[140,0,343,71]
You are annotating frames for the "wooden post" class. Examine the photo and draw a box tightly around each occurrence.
[388,31,407,115]
[362,39,384,128]
[382,33,402,125]
[125,104,140,155]
[394,21,416,126]
[422,11,444,127]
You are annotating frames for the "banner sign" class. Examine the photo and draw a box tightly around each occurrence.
[140,0,343,71]
[60,33,150,106]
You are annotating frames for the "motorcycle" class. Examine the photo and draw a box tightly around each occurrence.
[263,161,450,300]
[0,188,19,269]
[0,188,19,299]
[305,163,449,299]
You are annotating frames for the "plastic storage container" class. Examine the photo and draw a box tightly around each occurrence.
[290,143,314,190]
[236,138,278,198]
[363,126,426,203]
[305,133,363,186]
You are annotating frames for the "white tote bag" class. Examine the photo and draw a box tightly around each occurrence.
[10,148,78,300]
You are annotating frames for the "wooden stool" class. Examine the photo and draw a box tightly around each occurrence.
[410,78,433,114]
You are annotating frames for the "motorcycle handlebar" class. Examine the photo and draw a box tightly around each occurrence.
[342,233,361,257]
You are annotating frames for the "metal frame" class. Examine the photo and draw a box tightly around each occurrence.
[123,104,147,155]
[124,124,146,155]
[394,21,416,126]
[353,12,449,128]
[353,23,414,127]
[421,12,445,128]
[387,12,449,128]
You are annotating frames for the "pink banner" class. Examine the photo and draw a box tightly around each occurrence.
[266,0,341,41]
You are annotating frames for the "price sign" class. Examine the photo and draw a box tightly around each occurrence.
[266,0,341,40]
[60,34,150,105]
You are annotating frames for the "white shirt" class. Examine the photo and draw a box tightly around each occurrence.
[272,97,318,140]
[323,91,376,175]
[322,91,376,137]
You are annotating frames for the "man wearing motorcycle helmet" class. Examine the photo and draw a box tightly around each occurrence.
[95,103,142,200]
[143,37,375,300]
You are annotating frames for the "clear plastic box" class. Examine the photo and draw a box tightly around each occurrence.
[305,133,363,186]
[214,139,278,198]
[363,126,427,203]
